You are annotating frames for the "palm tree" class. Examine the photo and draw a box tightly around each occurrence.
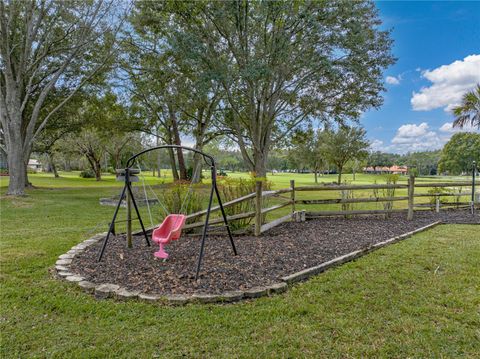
[452,84,480,129]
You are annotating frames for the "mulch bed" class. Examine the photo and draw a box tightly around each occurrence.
[70,209,479,295]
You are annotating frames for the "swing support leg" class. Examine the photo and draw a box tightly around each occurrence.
[215,184,237,255]
[195,184,214,280]
[195,166,238,280]
[98,185,127,261]
[126,179,150,247]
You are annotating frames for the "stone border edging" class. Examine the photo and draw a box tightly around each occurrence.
[54,221,442,305]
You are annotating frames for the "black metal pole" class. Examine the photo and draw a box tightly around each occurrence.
[126,176,150,247]
[98,184,127,261]
[472,160,476,215]
[214,183,237,255]
[195,181,215,280]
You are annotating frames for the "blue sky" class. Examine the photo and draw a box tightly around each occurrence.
[363,0,480,153]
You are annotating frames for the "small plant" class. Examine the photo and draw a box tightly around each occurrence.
[159,183,204,215]
[79,169,95,178]
[426,186,452,210]
[218,175,272,231]
[339,181,354,218]
[454,186,464,208]
[381,174,399,218]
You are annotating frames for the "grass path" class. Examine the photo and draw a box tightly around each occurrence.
[1,184,479,357]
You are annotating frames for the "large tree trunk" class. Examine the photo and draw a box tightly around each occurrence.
[172,129,187,181]
[86,155,102,181]
[191,121,206,184]
[169,107,187,181]
[337,167,343,184]
[168,147,179,181]
[6,141,27,195]
[46,153,59,178]
[253,149,268,178]
[93,160,102,181]
[155,132,161,177]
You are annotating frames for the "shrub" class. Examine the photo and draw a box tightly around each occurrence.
[381,174,399,217]
[79,169,95,178]
[339,182,354,218]
[218,175,272,231]
[159,183,204,216]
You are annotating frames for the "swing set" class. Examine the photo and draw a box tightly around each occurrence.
[97,145,238,280]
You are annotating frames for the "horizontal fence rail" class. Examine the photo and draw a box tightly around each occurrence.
[294,183,408,191]
[297,196,409,205]
[135,178,479,238]
[306,209,407,217]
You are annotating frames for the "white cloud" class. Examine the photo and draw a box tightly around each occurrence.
[392,122,430,142]
[411,54,480,112]
[439,122,479,133]
[369,139,384,152]
[388,122,445,153]
[385,121,479,153]
[386,75,400,85]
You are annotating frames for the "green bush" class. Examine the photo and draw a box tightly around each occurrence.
[218,175,272,231]
[159,182,204,216]
[339,181,354,218]
[79,169,95,178]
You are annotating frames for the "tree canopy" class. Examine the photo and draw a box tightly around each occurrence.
[134,0,395,176]
[438,133,480,175]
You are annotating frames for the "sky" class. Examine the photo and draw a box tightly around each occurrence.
[363,0,480,154]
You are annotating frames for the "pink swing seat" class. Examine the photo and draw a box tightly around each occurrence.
[152,214,187,259]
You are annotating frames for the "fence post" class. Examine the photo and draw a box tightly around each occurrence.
[290,179,295,217]
[407,174,415,220]
[435,196,440,213]
[472,160,476,215]
[255,180,263,236]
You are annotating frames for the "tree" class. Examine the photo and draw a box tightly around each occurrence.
[0,1,121,195]
[438,133,480,175]
[367,151,394,172]
[288,127,326,183]
[62,92,141,180]
[32,90,89,178]
[452,85,480,129]
[136,0,395,177]
[402,150,440,176]
[121,12,227,183]
[319,126,370,184]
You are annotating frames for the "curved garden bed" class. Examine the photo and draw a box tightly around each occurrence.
[56,209,479,304]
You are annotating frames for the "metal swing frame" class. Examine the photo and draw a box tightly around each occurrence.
[97,145,238,280]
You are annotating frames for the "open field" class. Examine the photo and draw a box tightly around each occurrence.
[1,174,479,357]
[1,171,476,233]
[0,170,473,189]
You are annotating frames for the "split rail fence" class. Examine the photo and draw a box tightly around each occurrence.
[183,176,479,236]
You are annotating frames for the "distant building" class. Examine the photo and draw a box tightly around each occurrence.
[28,159,43,172]
[0,150,7,169]
[363,165,408,175]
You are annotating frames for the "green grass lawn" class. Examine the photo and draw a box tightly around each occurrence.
[1,175,479,357]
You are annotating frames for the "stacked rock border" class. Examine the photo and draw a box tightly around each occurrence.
[54,221,442,305]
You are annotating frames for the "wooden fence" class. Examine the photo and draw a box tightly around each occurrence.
[182,176,479,236]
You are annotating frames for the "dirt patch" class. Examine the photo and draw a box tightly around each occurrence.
[70,209,479,295]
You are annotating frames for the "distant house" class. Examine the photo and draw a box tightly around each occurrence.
[28,159,43,172]
[363,165,408,175]
[0,150,7,169]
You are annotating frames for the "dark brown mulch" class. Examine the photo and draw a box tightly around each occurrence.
[70,209,479,295]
